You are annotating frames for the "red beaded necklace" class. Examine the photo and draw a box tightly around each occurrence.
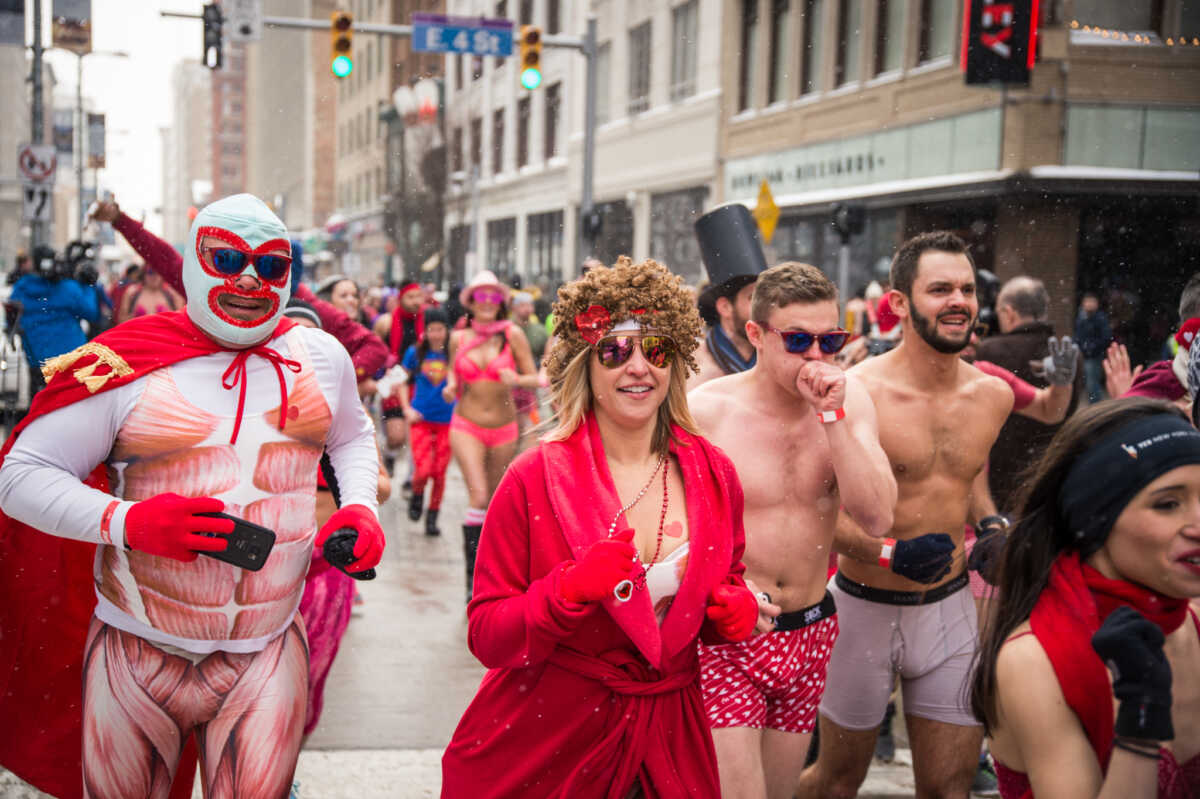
[608,453,671,601]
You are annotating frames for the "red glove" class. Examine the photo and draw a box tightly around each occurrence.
[706,583,758,642]
[123,493,233,562]
[316,504,385,573]
[560,528,636,603]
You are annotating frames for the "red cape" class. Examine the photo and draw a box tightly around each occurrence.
[0,311,295,799]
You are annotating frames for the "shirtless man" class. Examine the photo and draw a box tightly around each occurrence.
[689,262,897,799]
[797,231,1013,799]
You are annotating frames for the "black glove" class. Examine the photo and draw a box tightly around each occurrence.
[968,516,1008,585]
[1092,606,1173,742]
[892,533,955,584]
[322,527,377,581]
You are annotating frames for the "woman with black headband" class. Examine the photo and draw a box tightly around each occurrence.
[971,398,1200,798]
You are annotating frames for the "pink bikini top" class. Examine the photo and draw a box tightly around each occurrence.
[994,609,1200,799]
[455,332,515,384]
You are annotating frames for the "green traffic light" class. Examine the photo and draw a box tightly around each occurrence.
[331,55,353,78]
[520,67,542,90]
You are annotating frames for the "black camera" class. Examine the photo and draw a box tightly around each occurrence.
[29,241,99,285]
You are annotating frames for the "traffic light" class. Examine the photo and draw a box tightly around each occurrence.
[330,10,354,78]
[202,2,223,70]
[519,25,542,90]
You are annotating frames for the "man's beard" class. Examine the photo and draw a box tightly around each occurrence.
[910,302,973,354]
[728,305,751,344]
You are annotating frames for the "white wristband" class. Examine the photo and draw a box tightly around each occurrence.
[817,408,846,424]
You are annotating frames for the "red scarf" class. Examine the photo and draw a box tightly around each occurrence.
[0,310,296,799]
[388,304,425,358]
[1029,552,1188,778]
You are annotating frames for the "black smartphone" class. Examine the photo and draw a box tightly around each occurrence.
[196,512,276,572]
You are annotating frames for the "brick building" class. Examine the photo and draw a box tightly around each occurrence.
[717,0,1200,365]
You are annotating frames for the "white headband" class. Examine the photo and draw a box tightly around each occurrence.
[610,318,641,334]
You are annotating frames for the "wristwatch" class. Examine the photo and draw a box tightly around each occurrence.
[976,515,1010,538]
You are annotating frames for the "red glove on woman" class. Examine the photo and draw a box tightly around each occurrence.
[123,493,233,562]
[316,504,385,573]
[560,528,636,603]
[706,583,758,642]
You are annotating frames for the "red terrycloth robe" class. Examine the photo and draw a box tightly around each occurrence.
[441,413,748,799]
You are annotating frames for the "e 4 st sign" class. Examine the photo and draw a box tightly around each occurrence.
[411,13,513,57]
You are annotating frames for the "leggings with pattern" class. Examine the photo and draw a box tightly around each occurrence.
[411,420,452,510]
[81,616,308,799]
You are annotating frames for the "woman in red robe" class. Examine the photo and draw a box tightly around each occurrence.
[971,398,1200,798]
[442,257,759,798]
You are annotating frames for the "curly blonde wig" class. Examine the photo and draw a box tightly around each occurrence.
[543,257,703,452]
[545,256,702,383]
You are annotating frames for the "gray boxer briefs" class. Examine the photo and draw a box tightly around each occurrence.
[818,571,981,730]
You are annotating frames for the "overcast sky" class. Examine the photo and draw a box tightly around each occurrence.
[39,0,204,235]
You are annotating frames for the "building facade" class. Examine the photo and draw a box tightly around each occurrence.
[718,0,1200,365]
[211,43,247,203]
[162,60,212,247]
[442,0,723,292]
[332,0,445,286]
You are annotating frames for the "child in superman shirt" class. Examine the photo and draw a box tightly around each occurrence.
[398,307,455,536]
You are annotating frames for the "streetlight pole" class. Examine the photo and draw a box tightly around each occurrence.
[30,0,46,250]
[71,49,128,238]
[75,52,83,237]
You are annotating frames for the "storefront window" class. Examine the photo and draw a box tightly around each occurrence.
[526,211,564,285]
[773,208,900,291]
[649,187,709,284]
[486,218,517,279]
[1066,105,1200,172]
[1071,0,1163,33]
[592,200,634,267]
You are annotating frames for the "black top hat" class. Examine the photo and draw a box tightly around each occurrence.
[694,204,768,324]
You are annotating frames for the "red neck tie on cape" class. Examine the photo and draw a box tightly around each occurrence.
[221,345,302,445]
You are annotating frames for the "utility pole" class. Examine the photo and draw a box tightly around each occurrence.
[76,52,84,238]
[30,0,45,249]
[576,16,597,272]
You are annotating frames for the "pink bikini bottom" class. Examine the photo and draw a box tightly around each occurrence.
[450,413,519,447]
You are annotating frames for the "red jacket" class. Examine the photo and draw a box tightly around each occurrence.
[442,414,746,799]
[112,213,388,380]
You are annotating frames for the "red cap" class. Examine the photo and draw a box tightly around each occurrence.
[876,294,900,333]
[1175,318,1200,350]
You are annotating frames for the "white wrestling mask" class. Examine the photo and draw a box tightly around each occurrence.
[183,193,292,348]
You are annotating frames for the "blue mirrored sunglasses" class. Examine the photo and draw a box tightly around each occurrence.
[764,326,850,355]
[202,246,291,282]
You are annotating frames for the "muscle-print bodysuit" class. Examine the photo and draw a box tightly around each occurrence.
[98,328,331,653]
[0,325,381,655]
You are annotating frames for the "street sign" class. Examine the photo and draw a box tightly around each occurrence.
[17,143,57,184]
[52,0,91,54]
[411,13,513,57]
[752,179,779,244]
[87,112,105,168]
[224,0,263,43]
[23,183,52,223]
